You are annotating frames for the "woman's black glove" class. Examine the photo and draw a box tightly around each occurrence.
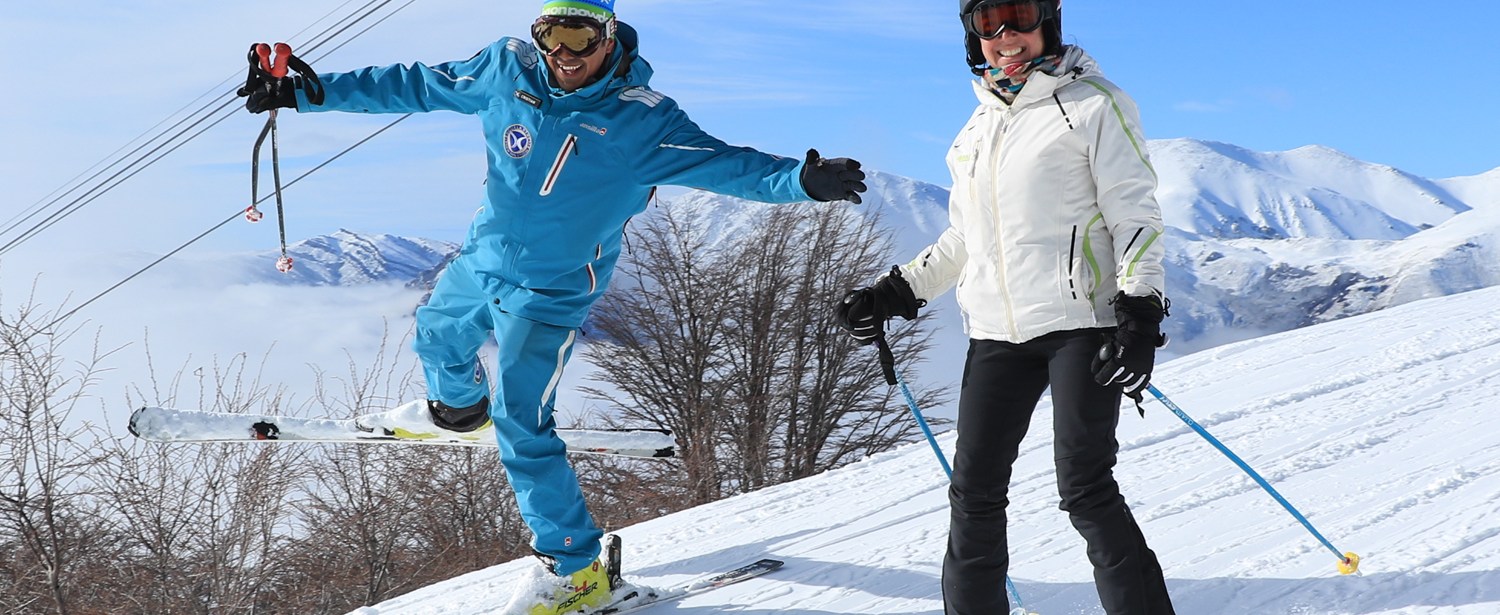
[1092,292,1168,396]
[835,266,922,345]
[801,149,867,204]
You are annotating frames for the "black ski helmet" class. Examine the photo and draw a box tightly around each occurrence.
[960,0,1063,75]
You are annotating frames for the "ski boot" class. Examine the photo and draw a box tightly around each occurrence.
[353,399,492,442]
[427,397,491,432]
[519,555,613,615]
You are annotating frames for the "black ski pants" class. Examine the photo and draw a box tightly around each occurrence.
[942,328,1174,615]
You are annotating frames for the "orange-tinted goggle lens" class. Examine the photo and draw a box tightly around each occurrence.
[967,1,1046,39]
[532,18,606,55]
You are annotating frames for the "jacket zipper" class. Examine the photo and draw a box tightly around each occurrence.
[1067,224,1079,301]
[539,134,578,196]
[585,243,601,293]
[983,114,1021,338]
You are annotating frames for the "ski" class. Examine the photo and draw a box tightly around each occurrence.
[599,557,785,614]
[128,406,675,459]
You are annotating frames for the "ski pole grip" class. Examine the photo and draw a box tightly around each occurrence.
[254,42,292,78]
[271,43,293,78]
[254,43,274,75]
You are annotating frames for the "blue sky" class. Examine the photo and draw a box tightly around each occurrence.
[2,0,1498,259]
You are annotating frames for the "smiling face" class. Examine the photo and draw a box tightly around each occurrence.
[980,26,1047,69]
[544,37,616,92]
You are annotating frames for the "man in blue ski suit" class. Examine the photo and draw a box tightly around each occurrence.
[242,0,865,610]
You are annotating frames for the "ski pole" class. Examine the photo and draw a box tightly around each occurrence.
[876,336,951,475]
[1145,384,1361,575]
[874,336,1034,615]
[244,43,296,273]
[240,42,323,273]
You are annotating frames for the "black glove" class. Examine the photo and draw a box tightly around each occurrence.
[835,266,922,345]
[801,149,868,204]
[1091,291,1168,396]
[239,76,300,113]
[236,44,322,113]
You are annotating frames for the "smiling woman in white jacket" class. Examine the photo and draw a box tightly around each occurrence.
[913,45,1164,342]
[835,2,1176,614]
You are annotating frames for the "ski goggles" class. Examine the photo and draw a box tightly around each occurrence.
[963,0,1055,39]
[532,16,611,57]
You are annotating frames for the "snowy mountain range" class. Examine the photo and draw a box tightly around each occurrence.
[178,229,457,287]
[350,283,1500,614]
[243,138,1500,356]
[253,229,457,286]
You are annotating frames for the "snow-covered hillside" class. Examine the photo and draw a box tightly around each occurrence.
[350,283,1500,615]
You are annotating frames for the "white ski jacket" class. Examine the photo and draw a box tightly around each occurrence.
[900,46,1165,343]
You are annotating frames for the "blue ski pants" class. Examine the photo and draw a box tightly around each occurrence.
[413,258,604,575]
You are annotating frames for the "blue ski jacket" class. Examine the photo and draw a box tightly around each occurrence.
[295,24,812,327]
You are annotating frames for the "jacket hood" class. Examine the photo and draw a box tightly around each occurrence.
[543,21,654,104]
[970,45,1099,108]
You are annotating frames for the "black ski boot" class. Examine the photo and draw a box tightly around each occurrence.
[427,398,491,432]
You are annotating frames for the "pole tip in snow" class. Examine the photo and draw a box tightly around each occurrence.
[1337,552,1361,575]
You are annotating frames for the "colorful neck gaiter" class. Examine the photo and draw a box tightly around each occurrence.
[984,54,1063,102]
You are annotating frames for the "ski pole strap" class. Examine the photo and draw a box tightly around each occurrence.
[284,52,325,105]
[238,44,267,97]
[875,335,898,386]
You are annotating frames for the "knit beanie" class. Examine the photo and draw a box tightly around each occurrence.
[540,0,615,22]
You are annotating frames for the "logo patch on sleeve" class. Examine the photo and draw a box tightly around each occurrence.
[503,124,533,158]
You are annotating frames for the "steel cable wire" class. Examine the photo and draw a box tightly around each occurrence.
[0,0,404,256]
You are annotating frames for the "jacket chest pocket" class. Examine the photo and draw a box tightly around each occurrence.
[953,145,981,179]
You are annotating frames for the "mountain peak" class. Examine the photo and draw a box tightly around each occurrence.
[258,230,457,286]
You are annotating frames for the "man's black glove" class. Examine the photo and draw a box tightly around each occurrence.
[835,266,922,345]
[1092,291,1168,397]
[239,76,300,113]
[801,149,868,204]
[236,44,322,113]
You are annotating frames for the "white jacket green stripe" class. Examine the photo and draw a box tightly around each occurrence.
[900,46,1165,343]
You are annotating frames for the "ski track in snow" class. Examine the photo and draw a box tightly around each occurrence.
[349,288,1500,615]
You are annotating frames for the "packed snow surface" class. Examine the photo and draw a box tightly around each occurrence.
[351,286,1500,613]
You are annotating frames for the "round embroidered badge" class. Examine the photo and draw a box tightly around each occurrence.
[503,124,533,158]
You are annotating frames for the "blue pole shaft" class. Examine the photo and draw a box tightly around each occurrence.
[892,368,1025,609]
[1146,385,1347,561]
[894,369,953,477]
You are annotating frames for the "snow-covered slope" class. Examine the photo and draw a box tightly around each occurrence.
[352,284,1500,615]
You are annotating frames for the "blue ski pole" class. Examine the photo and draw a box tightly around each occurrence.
[1145,384,1360,574]
[876,336,1034,615]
